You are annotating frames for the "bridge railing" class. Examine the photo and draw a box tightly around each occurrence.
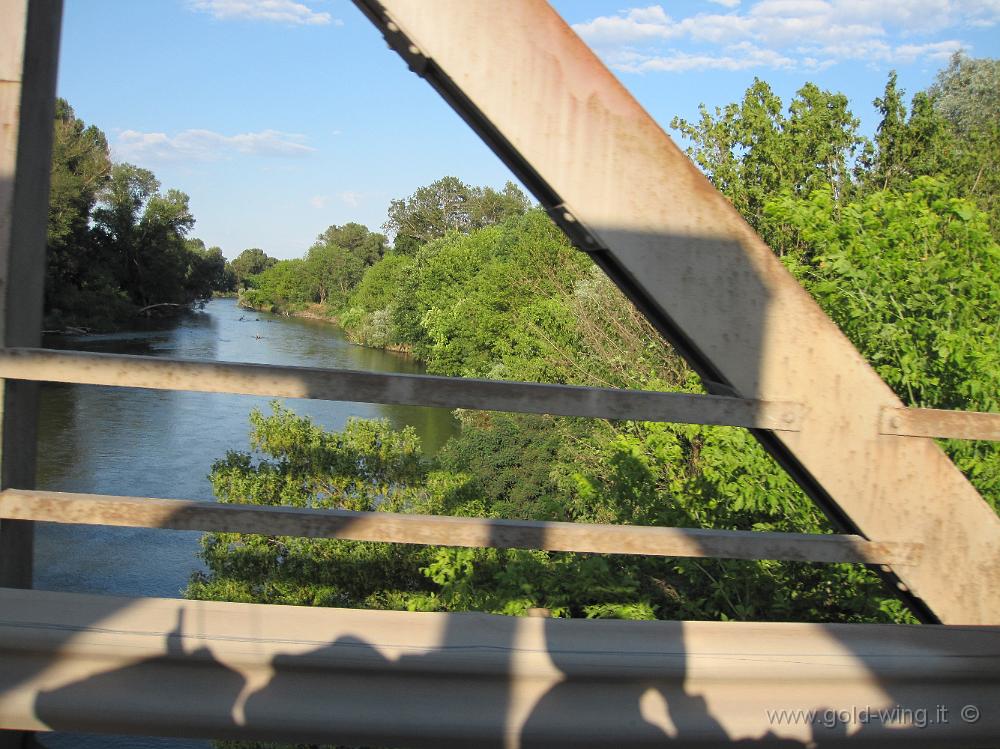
[0,346,994,571]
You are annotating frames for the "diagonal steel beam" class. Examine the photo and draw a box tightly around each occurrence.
[352,0,1000,623]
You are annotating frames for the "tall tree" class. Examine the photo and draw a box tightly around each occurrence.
[859,73,953,195]
[45,99,112,312]
[313,222,387,266]
[185,239,236,297]
[304,243,363,305]
[91,163,196,307]
[671,79,862,248]
[304,223,387,305]
[230,248,278,287]
[928,53,1000,229]
[385,177,531,253]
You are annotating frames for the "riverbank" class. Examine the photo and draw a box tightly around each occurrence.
[238,298,415,354]
[43,299,209,336]
[238,299,338,322]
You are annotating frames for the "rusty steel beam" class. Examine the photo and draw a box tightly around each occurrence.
[0,0,62,591]
[0,489,923,565]
[0,4,61,747]
[1,588,998,746]
[881,406,1000,442]
[352,0,1000,624]
[0,347,804,431]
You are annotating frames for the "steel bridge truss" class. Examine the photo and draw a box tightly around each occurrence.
[1,1,998,746]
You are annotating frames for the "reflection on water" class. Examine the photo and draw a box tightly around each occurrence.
[33,299,459,749]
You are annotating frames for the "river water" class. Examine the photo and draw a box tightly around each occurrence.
[32,298,458,748]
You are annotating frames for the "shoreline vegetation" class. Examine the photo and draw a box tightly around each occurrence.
[236,297,418,354]
[44,99,237,334]
[47,54,998,637]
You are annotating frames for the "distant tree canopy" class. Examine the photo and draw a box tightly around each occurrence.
[239,180,530,316]
[230,248,278,288]
[44,99,233,329]
[186,239,236,297]
[384,176,532,253]
[240,224,387,313]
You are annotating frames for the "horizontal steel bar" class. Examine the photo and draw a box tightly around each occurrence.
[0,347,803,430]
[1,588,998,746]
[881,406,1000,442]
[0,489,922,565]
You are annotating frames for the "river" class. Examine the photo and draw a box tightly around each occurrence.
[32,298,459,749]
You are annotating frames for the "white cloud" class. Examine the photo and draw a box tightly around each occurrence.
[113,128,316,162]
[309,191,362,209]
[337,191,362,208]
[616,42,794,73]
[800,37,966,65]
[828,0,999,35]
[572,0,996,72]
[188,0,340,26]
[892,40,966,62]
[571,6,680,45]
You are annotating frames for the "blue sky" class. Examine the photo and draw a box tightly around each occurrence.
[57,0,1000,260]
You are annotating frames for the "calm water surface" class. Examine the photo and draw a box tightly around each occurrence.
[33,298,458,748]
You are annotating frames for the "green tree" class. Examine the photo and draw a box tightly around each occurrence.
[312,222,387,266]
[340,253,415,347]
[671,79,862,249]
[44,101,218,327]
[858,72,954,195]
[231,248,278,287]
[928,53,1000,229]
[303,223,386,307]
[43,99,134,329]
[90,163,200,308]
[46,99,112,311]
[186,239,236,296]
[384,176,531,253]
[189,404,905,625]
[241,259,314,312]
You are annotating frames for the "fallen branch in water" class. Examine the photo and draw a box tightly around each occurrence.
[137,302,186,316]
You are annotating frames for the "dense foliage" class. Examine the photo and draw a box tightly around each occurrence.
[230,248,277,287]
[190,55,997,639]
[238,178,531,316]
[385,176,532,254]
[240,223,387,313]
[45,100,234,330]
